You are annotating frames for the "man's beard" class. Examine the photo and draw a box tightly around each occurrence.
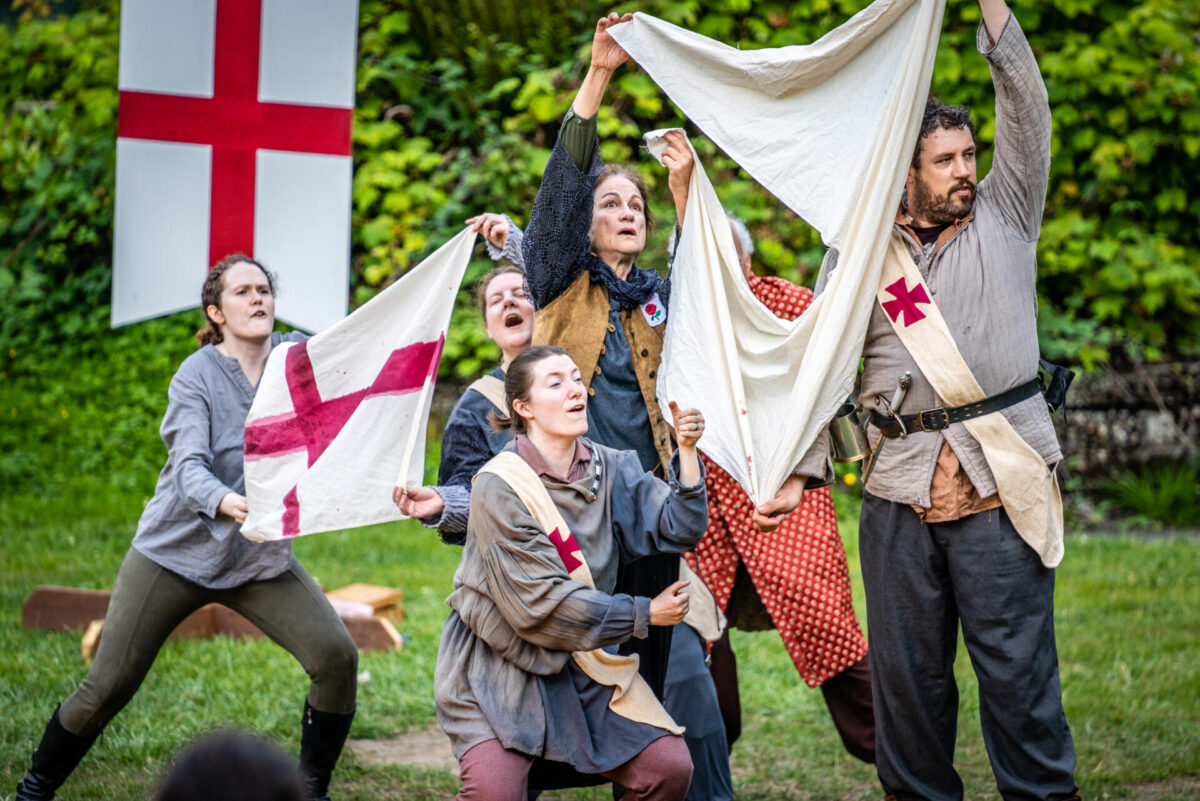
[910,173,976,225]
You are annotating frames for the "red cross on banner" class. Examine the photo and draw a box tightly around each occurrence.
[240,227,476,542]
[118,2,352,266]
[244,337,443,538]
[881,277,931,327]
[112,0,360,332]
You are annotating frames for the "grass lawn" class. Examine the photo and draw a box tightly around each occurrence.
[2,479,1197,801]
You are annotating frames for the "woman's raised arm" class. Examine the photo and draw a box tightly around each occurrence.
[570,13,633,120]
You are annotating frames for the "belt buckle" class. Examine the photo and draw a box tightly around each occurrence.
[915,407,949,431]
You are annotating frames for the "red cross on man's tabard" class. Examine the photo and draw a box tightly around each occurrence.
[881,277,932,328]
[243,336,444,537]
[117,0,353,267]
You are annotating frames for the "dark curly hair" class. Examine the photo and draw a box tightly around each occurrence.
[912,97,977,168]
[195,254,276,347]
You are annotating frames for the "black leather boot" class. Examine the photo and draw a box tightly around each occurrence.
[15,706,99,801]
[298,701,354,801]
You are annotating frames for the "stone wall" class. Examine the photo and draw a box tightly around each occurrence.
[1054,361,1200,480]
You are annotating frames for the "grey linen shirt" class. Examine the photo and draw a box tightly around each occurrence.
[813,15,1060,508]
[132,332,302,588]
[483,215,525,265]
[434,440,707,761]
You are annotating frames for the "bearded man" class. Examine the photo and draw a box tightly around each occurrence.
[802,1,1081,799]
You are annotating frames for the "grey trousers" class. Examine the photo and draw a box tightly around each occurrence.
[59,547,358,737]
[859,494,1077,801]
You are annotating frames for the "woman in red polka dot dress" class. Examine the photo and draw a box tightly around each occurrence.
[694,217,875,763]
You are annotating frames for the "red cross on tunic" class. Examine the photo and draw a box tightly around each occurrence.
[881,277,932,327]
[117,0,353,267]
[547,527,585,575]
[243,337,444,537]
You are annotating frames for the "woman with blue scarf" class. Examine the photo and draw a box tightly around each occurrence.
[520,13,735,801]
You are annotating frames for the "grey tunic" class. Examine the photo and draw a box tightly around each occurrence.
[814,17,1059,508]
[132,332,302,588]
[434,440,707,769]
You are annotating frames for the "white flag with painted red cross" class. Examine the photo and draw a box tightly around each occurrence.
[111,0,359,333]
[240,228,478,541]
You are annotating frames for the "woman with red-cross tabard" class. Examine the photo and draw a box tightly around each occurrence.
[435,345,708,801]
[14,256,357,801]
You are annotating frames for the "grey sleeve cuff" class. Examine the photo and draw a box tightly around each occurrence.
[198,484,238,541]
[200,485,229,520]
[977,10,1014,56]
[632,595,652,639]
[667,450,707,494]
[794,427,834,489]
[813,248,840,298]
[421,484,471,534]
[484,216,526,267]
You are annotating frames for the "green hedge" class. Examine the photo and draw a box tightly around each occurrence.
[3,0,1198,491]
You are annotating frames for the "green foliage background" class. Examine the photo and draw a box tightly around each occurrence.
[2,0,1199,492]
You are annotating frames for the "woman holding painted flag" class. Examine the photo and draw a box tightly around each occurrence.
[14,256,357,801]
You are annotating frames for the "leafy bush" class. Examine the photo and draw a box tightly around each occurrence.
[5,0,1197,371]
[1102,458,1200,529]
[3,0,1198,493]
[0,313,196,494]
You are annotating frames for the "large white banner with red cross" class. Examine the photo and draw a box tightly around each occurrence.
[111,0,359,333]
[240,229,478,542]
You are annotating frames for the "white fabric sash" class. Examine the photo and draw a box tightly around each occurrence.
[611,1,945,502]
[467,374,506,413]
[680,557,726,643]
[877,236,1064,566]
[477,451,684,734]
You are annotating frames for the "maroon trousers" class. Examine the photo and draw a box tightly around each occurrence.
[457,736,692,801]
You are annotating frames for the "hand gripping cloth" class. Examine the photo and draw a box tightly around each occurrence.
[609,0,945,503]
[240,228,477,540]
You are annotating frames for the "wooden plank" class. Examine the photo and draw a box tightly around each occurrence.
[326,583,403,611]
[81,619,105,662]
[22,586,111,632]
[169,605,267,640]
[379,605,406,624]
[28,585,402,653]
[343,615,404,652]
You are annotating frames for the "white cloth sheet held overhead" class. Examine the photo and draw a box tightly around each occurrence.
[240,228,477,541]
[611,0,945,503]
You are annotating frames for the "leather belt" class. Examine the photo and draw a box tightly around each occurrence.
[869,378,1041,439]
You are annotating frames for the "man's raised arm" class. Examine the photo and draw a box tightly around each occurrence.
[979,0,1011,49]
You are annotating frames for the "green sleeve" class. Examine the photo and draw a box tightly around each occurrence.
[559,110,599,172]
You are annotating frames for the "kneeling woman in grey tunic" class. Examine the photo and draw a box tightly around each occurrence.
[15,256,358,801]
[436,345,709,801]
